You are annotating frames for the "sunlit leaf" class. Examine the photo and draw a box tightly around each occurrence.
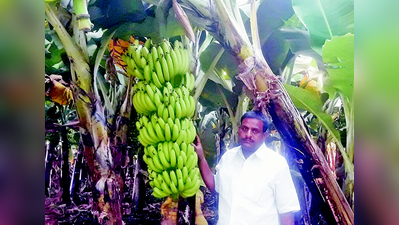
[322,33,354,101]
[292,0,354,55]
[283,84,340,140]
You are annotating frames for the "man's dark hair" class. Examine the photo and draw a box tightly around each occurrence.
[241,110,271,132]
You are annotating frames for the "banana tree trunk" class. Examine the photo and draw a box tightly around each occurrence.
[263,76,354,224]
[45,3,123,224]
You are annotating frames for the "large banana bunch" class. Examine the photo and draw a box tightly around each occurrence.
[123,38,200,200]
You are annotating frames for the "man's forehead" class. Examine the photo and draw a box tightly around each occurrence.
[241,118,263,128]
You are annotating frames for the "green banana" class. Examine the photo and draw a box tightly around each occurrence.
[154,123,166,142]
[152,153,165,171]
[154,59,165,84]
[157,104,165,119]
[189,167,199,182]
[140,126,156,145]
[153,90,162,107]
[153,187,168,198]
[160,56,170,82]
[147,156,162,172]
[166,117,174,130]
[162,141,170,162]
[170,170,178,185]
[175,100,182,119]
[138,135,148,146]
[185,154,195,171]
[145,122,159,142]
[178,178,185,192]
[176,129,186,145]
[161,180,173,195]
[170,181,179,194]
[188,96,196,117]
[163,86,170,105]
[152,174,163,190]
[158,150,171,169]
[170,148,177,168]
[178,97,187,118]
[152,70,163,89]
[187,144,195,158]
[162,106,169,122]
[182,179,200,198]
[143,63,152,83]
[184,176,193,191]
[158,116,166,130]
[143,93,157,112]
[172,124,179,142]
[162,170,171,184]
[144,39,152,49]
[151,46,158,64]
[169,48,180,77]
[173,142,181,157]
[180,142,187,154]
[141,46,150,59]
[175,87,183,98]
[161,40,170,55]
[147,145,157,158]
[165,53,175,80]
[157,45,164,60]
[176,168,183,180]
[168,104,175,120]
[180,151,187,165]
[182,166,188,183]
[175,118,181,131]
[177,155,184,169]
[169,95,176,111]
[164,123,171,141]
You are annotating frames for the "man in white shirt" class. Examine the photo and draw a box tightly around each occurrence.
[192,110,300,225]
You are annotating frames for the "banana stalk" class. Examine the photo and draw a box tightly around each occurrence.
[177,0,354,224]
[45,3,123,224]
[73,0,92,31]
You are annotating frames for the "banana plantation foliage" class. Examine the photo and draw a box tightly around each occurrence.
[45,0,354,224]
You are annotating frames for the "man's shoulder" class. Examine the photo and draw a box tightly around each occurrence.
[259,145,289,165]
[219,146,240,162]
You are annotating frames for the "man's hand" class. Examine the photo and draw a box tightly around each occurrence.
[191,134,216,193]
[192,135,205,162]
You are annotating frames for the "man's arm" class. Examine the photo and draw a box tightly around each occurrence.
[279,212,294,225]
[192,135,216,193]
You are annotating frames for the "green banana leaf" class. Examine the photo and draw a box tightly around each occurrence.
[292,0,354,55]
[244,0,294,46]
[155,0,186,39]
[322,33,354,102]
[89,0,146,29]
[199,81,238,110]
[199,42,238,82]
[261,28,291,74]
[283,84,340,142]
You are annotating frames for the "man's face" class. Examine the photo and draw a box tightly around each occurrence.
[238,118,267,152]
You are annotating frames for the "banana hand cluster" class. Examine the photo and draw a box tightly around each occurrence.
[123,38,200,200]
[143,142,200,199]
[136,114,197,146]
[132,80,196,117]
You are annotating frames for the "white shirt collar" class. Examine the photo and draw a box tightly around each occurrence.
[238,142,270,160]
